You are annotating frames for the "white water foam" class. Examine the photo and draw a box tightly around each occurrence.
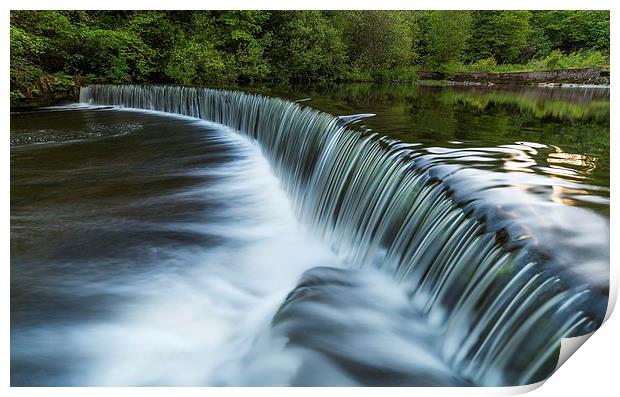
[15,112,342,386]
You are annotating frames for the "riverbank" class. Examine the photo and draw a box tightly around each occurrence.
[10,68,611,110]
[419,67,609,86]
[10,74,109,109]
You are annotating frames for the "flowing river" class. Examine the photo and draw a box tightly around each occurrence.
[10,84,609,386]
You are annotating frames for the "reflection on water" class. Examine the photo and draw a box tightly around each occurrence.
[437,86,609,122]
[228,83,609,215]
[547,149,597,172]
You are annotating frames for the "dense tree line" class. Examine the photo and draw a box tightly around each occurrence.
[10,10,609,104]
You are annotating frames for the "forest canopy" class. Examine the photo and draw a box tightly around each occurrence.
[10,10,610,104]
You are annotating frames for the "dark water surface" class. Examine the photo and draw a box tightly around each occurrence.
[12,107,331,385]
[10,84,610,386]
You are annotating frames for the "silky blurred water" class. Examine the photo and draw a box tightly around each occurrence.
[10,84,609,386]
[229,84,609,214]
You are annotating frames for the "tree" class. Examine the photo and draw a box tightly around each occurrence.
[165,39,227,84]
[267,11,347,82]
[128,11,179,81]
[468,11,532,64]
[338,11,418,73]
[422,11,472,67]
[530,11,609,54]
[8,8,611,105]
[192,11,272,82]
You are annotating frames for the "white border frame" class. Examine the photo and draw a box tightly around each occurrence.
[3,1,617,396]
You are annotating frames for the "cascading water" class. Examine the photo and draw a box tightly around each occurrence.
[77,84,609,386]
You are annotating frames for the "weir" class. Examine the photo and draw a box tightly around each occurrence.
[79,84,608,386]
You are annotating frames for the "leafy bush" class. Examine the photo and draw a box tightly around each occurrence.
[268,11,347,82]
[78,28,155,80]
[470,57,498,72]
[165,40,228,84]
[544,50,564,69]
[539,50,608,71]
[8,9,611,103]
[444,51,607,75]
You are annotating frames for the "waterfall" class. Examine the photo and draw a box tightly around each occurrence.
[80,84,607,386]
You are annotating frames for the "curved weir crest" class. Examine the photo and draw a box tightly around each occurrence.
[80,84,608,386]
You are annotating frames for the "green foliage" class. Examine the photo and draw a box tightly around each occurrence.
[540,50,608,70]
[544,50,564,70]
[420,11,472,68]
[439,88,609,122]
[190,11,272,82]
[127,11,179,80]
[128,12,177,52]
[107,56,130,83]
[165,40,227,84]
[531,11,610,54]
[10,25,46,61]
[267,11,347,82]
[77,28,155,80]
[522,26,553,60]
[11,11,78,72]
[9,9,611,105]
[444,50,608,74]
[470,57,498,72]
[339,11,418,72]
[469,11,532,64]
